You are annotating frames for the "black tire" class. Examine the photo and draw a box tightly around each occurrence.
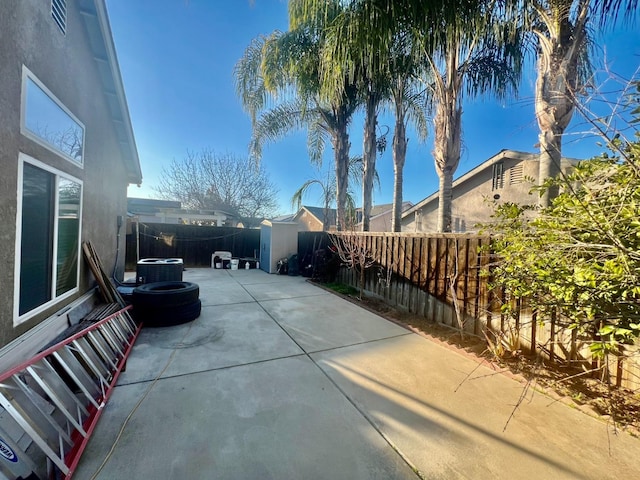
[132,281,199,308]
[136,299,202,327]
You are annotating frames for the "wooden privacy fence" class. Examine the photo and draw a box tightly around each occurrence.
[327,232,491,330]
[125,222,260,269]
[310,231,639,391]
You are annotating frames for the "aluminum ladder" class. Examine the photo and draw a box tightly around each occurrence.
[0,306,140,479]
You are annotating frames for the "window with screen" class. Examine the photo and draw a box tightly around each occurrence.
[16,156,82,323]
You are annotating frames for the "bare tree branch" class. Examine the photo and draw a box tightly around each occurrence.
[153,149,279,227]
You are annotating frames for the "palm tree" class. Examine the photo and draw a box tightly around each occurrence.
[290,0,523,232]
[291,176,335,231]
[521,0,638,206]
[288,1,381,232]
[418,3,523,231]
[290,0,430,232]
[386,30,430,232]
[235,5,359,231]
[291,156,375,231]
[360,80,383,231]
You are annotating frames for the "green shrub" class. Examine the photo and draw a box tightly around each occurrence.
[486,82,640,358]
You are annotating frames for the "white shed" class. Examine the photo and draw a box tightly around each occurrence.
[259,220,299,273]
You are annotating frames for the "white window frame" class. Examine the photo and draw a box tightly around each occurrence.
[20,66,85,167]
[13,153,83,326]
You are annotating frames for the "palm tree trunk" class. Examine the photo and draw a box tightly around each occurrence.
[323,171,331,232]
[438,169,454,232]
[392,97,407,233]
[433,48,462,233]
[535,50,572,207]
[538,126,562,205]
[361,93,377,232]
[334,117,350,232]
[534,1,589,207]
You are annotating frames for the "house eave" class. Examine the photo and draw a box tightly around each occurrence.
[79,0,142,185]
[261,219,299,227]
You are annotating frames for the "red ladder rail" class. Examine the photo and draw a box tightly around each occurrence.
[0,306,141,479]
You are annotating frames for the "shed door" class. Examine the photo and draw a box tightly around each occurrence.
[260,226,271,272]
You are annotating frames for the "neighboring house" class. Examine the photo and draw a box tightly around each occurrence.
[0,1,142,351]
[127,197,239,226]
[402,150,578,233]
[354,202,413,232]
[293,206,337,232]
[291,203,414,232]
[128,198,182,223]
[271,213,296,222]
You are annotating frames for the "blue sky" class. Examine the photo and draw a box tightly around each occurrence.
[108,0,640,215]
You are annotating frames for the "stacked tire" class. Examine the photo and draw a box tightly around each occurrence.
[132,281,201,327]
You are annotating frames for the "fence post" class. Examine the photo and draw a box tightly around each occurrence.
[549,308,557,363]
[531,309,537,355]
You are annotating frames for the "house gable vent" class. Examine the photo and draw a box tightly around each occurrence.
[492,161,505,190]
[51,0,67,35]
[510,164,524,185]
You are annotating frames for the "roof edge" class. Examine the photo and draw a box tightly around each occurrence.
[94,0,142,185]
[402,150,579,219]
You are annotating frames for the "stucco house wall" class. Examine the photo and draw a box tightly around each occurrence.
[402,150,577,233]
[293,208,327,232]
[0,0,141,348]
[293,204,411,233]
[367,212,393,232]
[355,202,413,232]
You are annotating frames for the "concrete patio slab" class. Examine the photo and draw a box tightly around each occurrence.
[181,269,258,307]
[312,334,640,480]
[243,278,329,301]
[261,294,410,353]
[118,302,303,384]
[227,270,306,286]
[74,356,418,480]
[198,281,256,306]
[74,269,640,480]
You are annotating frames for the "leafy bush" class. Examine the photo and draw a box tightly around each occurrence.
[486,82,640,358]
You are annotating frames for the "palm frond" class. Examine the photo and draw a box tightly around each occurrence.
[234,35,269,124]
[591,0,639,29]
[403,87,430,142]
[290,179,326,210]
[306,116,329,165]
[249,101,313,161]
[348,155,364,187]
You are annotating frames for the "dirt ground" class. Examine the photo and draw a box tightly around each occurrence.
[319,284,640,437]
